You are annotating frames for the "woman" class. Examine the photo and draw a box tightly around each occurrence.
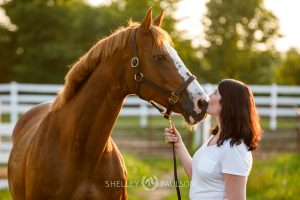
[164,79,262,200]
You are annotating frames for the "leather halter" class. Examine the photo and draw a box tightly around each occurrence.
[130,29,196,120]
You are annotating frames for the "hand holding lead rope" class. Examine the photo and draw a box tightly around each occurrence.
[168,116,181,200]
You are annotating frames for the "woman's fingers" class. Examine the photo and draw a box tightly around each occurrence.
[171,125,180,137]
[164,125,181,149]
[164,127,174,134]
[164,134,178,144]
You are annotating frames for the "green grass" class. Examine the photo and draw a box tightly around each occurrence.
[2,113,299,131]
[1,154,300,199]
[127,153,300,199]
[113,116,298,133]
[248,154,300,200]
[260,117,299,130]
[114,115,187,128]
[0,189,11,200]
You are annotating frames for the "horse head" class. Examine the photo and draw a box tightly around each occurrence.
[128,8,209,125]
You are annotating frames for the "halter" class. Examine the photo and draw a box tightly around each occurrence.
[130,29,199,120]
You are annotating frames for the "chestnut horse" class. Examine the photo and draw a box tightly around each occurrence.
[8,9,209,200]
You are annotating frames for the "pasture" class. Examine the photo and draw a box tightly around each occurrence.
[1,83,299,198]
[1,153,300,200]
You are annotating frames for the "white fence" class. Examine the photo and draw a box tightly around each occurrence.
[1,82,300,125]
[0,82,300,189]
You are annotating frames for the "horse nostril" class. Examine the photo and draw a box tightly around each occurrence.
[197,99,208,110]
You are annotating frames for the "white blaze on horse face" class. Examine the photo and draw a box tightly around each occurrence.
[163,41,209,114]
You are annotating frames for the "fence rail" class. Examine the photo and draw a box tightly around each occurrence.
[1,82,300,126]
[0,82,300,189]
[1,82,300,163]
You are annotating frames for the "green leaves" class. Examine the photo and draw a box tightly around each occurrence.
[202,0,280,84]
[0,0,192,84]
[276,48,300,85]
[0,0,296,85]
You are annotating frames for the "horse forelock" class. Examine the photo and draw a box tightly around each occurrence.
[50,21,172,112]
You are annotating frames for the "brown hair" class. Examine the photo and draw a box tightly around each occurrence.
[211,79,262,151]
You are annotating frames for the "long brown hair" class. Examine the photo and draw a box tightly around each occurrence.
[211,79,262,151]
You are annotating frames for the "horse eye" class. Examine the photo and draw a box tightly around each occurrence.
[155,55,167,62]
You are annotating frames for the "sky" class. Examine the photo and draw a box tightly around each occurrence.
[1,0,300,52]
[173,0,300,52]
[88,0,300,52]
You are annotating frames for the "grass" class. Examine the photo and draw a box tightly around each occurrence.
[2,153,300,199]
[127,153,300,199]
[1,114,299,199]
[248,154,300,200]
[3,113,298,130]
[260,117,299,130]
[0,189,11,200]
[114,116,299,130]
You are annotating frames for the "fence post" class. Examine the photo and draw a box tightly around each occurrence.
[0,100,2,123]
[194,115,212,148]
[193,83,214,148]
[10,81,18,124]
[270,83,277,130]
[202,115,211,144]
[194,123,202,148]
[140,100,148,127]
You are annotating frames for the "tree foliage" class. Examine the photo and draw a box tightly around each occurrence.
[1,0,200,84]
[1,0,296,85]
[275,48,300,85]
[0,1,124,83]
[201,0,280,84]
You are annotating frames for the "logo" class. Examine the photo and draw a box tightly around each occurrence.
[141,176,159,191]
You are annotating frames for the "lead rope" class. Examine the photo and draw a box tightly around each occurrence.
[168,117,182,200]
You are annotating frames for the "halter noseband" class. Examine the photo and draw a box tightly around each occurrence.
[130,29,199,120]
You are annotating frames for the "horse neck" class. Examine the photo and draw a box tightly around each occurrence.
[59,52,132,167]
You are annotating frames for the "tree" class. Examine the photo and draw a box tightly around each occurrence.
[201,0,280,84]
[0,0,200,84]
[276,48,300,85]
[109,0,204,81]
[0,1,126,83]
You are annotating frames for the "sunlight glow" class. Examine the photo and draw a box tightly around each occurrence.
[0,0,299,52]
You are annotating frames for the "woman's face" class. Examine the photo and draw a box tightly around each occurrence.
[206,88,222,116]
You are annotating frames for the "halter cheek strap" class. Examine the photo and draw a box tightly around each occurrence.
[130,29,196,120]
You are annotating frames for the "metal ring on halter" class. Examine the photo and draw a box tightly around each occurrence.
[131,57,139,68]
[135,73,143,81]
[169,92,179,104]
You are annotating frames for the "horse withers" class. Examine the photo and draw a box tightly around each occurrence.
[8,8,209,200]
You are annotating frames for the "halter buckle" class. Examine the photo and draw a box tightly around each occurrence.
[135,73,143,82]
[131,57,139,68]
[169,92,179,104]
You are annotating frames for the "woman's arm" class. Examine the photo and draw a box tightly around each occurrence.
[223,173,247,200]
[164,125,192,180]
[176,138,192,179]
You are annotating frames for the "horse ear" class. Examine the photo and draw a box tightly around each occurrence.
[153,9,164,27]
[140,7,152,33]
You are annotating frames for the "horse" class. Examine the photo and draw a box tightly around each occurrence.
[8,8,209,200]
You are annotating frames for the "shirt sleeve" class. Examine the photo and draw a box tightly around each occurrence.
[220,143,252,176]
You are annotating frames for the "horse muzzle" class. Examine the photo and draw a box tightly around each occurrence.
[186,99,209,125]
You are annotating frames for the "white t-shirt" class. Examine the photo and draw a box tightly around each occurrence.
[189,135,252,200]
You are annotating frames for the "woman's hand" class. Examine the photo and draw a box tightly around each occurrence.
[164,125,183,149]
[164,125,193,179]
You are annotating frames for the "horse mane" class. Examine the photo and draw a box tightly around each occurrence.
[50,21,172,111]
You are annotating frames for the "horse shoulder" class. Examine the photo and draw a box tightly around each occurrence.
[12,102,52,143]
